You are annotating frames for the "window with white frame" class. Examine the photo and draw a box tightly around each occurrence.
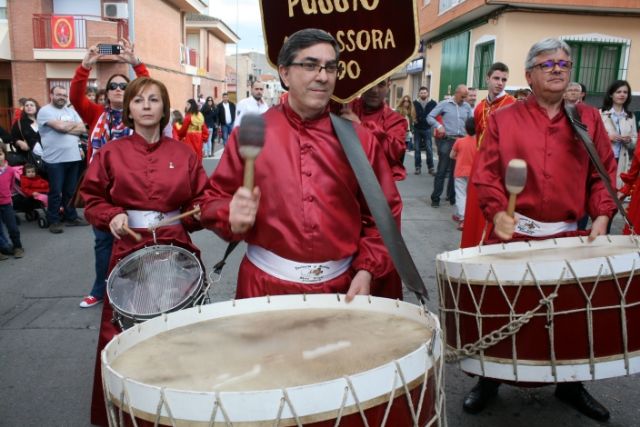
[440,0,465,14]
[561,34,630,94]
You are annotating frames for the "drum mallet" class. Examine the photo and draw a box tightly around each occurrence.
[122,224,142,242]
[505,158,527,218]
[237,113,266,189]
[148,206,201,232]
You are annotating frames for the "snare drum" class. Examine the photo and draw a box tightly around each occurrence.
[437,235,640,383]
[107,245,204,328]
[102,294,444,426]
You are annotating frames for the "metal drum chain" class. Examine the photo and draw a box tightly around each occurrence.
[445,291,559,363]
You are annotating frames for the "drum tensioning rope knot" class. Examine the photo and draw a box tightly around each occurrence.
[444,292,559,363]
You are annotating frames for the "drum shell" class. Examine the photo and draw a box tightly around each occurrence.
[101,295,444,426]
[437,236,640,382]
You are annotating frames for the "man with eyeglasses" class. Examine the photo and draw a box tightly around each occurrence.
[469,38,616,422]
[202,28,401,303]
[37,85,88,233]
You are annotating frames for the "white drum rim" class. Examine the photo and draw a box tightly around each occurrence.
[106,244,204,320]
[436,235,640,283]
[101,294,443,424]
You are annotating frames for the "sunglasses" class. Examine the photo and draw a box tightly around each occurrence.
[107,82,128,91]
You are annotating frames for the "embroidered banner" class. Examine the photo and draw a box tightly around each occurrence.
[259,0,419,103]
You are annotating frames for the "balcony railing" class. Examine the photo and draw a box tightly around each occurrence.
[33,14,128,49]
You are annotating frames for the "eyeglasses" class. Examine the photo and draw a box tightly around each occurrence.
[107,82,128,91]
[289,62,341,74]
[531,60,573,72]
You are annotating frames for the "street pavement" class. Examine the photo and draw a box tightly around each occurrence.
[0,151,638,427]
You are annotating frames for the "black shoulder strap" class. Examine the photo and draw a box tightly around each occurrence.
[212,241,240,276]
[564,103,632,231]
[330,113,429,304]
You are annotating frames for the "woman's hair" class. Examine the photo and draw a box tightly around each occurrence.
[172,109,184,125]
[201,97,215,113]
[395,95,416,122]
[185,99,199,115]
[23,98,40,116]
[123,77,171,131]
[601,80,632,116]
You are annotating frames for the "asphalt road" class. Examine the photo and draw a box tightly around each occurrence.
[0,152,637,427]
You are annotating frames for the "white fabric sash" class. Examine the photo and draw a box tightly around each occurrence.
[515,212,577,237]
[246,244,352,284]
[127,209,180,228]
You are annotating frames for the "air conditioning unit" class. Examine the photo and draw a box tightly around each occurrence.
[103,2,129,19]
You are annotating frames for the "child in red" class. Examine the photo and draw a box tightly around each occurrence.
[20,163,49,207]
[449,118,477,231]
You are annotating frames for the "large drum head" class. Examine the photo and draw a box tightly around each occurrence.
[102,295,444,426]
[107,245,203,321]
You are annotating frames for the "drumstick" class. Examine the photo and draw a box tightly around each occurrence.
[122,224,142,242]
[237,113,266,189]
[148,206,201,231]
[505,159,527,218]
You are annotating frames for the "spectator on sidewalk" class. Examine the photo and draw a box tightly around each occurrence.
[201,96,217,157]
[413,86,437,175]
[177,99,209,162]
[37,85,88,233]
[427,84,473,207]
[20,163,49,207]
[216,92,235,146]
[450,118,477,231]
[234,80,269,128]
[0,142,24,259]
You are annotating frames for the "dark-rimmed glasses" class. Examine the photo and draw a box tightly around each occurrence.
[289,62,341,74]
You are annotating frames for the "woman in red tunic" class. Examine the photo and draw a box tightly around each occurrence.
[177,98,209,161]
[80,77,209,426]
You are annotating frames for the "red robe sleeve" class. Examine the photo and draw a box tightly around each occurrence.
[473,113,507,222]
[200,127,245,242]
[201,123,209,143]
[351,125,403,278]
[177,114,191,139]
[80,149,127,231]
[360,109,407,181]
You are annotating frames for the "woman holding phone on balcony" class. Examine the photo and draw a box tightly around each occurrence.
[69,38,150,311]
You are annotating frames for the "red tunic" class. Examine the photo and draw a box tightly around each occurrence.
[350,98,408,181]
[474,96,616,243]
[177,113,209,162]
[349,98,406,299]
[201,102,402,298]
[461,94,517,248]
[69,63,150,162]
[620,150,640,234]
[80,133,209,427]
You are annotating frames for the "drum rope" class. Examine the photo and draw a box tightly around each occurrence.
[344,376,370,427]
[444,290,559,363]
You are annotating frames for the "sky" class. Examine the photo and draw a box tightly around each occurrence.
[209,0,265,55]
